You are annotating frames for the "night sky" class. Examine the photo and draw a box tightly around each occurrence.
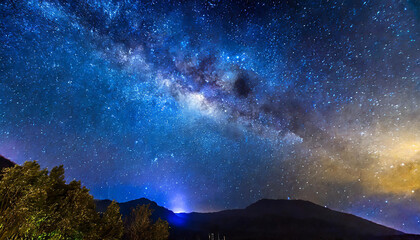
[1,0,419,234]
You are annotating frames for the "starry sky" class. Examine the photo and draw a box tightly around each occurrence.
[1,0,419,234]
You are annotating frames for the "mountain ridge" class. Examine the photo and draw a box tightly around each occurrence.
[95,197,418,240]
[1,158,417,239]
[0,155,16,171]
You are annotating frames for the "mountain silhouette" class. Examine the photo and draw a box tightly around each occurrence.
[0,155,15,173]
[95,197,181,224]
[96,198,419,240]
[1,156,416,239]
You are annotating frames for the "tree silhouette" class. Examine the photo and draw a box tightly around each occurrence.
[0,161,123,240]
[124,204,169,240]
[98,201,124,240]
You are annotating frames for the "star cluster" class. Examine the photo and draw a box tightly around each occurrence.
[0,0,419,233]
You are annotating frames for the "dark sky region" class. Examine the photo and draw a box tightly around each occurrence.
[0,0,419,234]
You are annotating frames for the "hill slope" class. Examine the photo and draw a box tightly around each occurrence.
[95,197,181,224]
[0,155,15,173]
[96,198,417,240]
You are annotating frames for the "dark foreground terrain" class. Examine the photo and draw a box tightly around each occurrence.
[1,157,417,240]
[96,197,420,240]
[0,155,15,170]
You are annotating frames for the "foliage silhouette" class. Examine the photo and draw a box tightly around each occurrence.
[0,161,123,240]
[124,204,169,240]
